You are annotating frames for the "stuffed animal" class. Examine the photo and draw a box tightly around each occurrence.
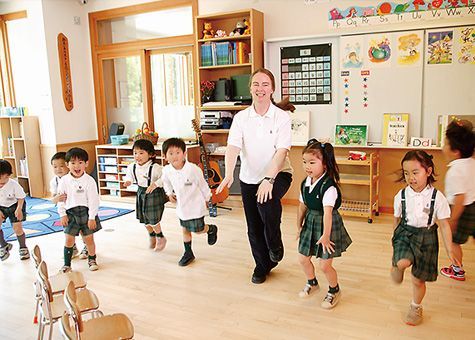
[214,29,226,38]
[202,22,214,39]
[243,18,251,35]
[229,21,245,36]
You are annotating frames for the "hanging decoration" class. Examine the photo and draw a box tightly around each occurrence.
[57,33,73,111]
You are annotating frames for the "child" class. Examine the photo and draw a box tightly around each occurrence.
[57,148,101,272]
[296,139,352,309]
[440,120,475,281]
[123,139,168,251]
[161,138,218,266]
[0,160,29,261]
[391,150,457,326]
[50,152,87,260]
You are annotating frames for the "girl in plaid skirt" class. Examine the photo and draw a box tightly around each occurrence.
[296,139,352,309]
[124,139,168,252]
[391,150,458,326]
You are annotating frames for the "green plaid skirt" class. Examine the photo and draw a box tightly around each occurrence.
[0,202,26,223]
[298,209,352,258]
[392,223,439,282]
[64,206,102,236]
[136,186,168,225]
[453,202,475,244]
[180,217,205,232]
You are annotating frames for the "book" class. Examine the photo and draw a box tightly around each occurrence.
[437,114,475,147]
[382,113,409,146]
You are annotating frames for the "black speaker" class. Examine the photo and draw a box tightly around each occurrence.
[107,122,125,143]
[214,78,232,101]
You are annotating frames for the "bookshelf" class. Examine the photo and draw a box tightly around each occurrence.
[0,116,44,197]
[194,9,263,152]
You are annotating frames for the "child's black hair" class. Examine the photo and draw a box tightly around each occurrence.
[0,160,13,176]
[398,150,436,185]
[51,152,66,164]
[302,139,340,185]
[132,139,156,161]
[65,148,89,162]
[445,120,475,158]
[162,137,186,155]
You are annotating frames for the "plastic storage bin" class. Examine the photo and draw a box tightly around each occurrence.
[111,134,129,145]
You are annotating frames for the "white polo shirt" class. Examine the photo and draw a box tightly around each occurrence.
[299,174,338,207]
[444,157,475,206]
[0,179,26,207]
[394,185,450,228]
[57,173,99,219]
[227,103,293,184]
[162,161,211,220]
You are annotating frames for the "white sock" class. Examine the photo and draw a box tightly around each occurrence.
[452,264,463,272]
[411,301,422,308]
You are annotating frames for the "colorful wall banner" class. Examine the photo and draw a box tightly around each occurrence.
[329,1,475,29]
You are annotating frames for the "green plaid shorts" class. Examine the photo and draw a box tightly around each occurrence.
[180,217,205,232]
[0,202,26,223]
[136,186,168,225]
[452,202,475,244]
[392,223,439,282]
[63,206,102,237]
[298,209,352,258]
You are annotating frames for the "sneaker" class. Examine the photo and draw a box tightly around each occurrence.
[72,244,79,258]
[78,246,88,260]
[207,225,218,246]
[59,265,72,273]
[405,304,423,326]
[88,258,99,271]
[440,265,466,281]
[19,247,30,260]
[154,236,167,252]
[0,243,13,261]
[321,290,341,309]
[299,283,319,298]
[269,246,284,263]
[149,236,157,249]
[390,266,404,284]
[178,252,195,267]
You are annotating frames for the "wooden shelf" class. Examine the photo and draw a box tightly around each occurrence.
[197,34,251,43]
[199,63,252,70]
[336,157,371,166]
[340,174,371,186]
[200,105,248,111]
[201,129,230,134]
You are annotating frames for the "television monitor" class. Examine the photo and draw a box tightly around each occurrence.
[231,74,251,101]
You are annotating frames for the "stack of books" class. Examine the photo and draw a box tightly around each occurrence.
[200,42,249,67]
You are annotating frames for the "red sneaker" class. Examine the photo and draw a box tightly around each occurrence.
[440,265,465,281]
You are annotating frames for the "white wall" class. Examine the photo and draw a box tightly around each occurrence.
[41,0,97,144]
[0,0,56,144]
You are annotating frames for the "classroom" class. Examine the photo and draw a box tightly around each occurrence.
[0,0,474,339]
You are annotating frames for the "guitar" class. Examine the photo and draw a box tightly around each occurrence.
[191,119,229,217]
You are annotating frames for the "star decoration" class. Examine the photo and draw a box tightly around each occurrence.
[364,103,368,107]
[363,77,368,82]
[344,78,349,83]
[344,84,349,88]
[344,109,349,113]
[345,103,349,107]
[345,97,349,101]
[363,97,368,101]
[363,84,367,88]
[363,91,368,95]
[344,90,349,95]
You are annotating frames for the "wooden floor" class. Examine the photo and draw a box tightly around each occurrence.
[1,199,474,340]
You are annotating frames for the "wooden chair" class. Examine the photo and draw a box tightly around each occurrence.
[64,281,134,340]
[36,262,102,340]
[59,313,76,340]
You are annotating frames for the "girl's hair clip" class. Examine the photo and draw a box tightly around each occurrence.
[307,138,319,146]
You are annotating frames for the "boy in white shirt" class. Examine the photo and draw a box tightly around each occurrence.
[161,138,218,266]
[0,160,29,261]
[50,152,86,259]
[57,148,101,272]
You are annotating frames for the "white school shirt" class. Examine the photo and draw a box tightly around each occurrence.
[0,179,26,207]
[299,174,338,207]
[227,103,293,184]
[49,175,64,195]
[57,173,99,219]
[444,157,475,206]
[123,160,163,188]
[161,161,211,220]
[394,185,450,228]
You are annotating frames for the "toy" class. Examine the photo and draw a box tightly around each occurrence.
[214,29,226,38]
[243,18,251,35]
[348,151,367,161]
[229,20,245,36]
[202,22,214,39]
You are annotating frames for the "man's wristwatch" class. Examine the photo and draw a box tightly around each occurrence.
[263,177,275,184]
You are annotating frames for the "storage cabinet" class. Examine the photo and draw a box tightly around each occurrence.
[96,143,200,202]
[337,152,380,223]
[0,116,43,197]
[194,9,263,160]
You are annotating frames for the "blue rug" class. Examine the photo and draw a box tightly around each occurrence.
[2,197,133,242]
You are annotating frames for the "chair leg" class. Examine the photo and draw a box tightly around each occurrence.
[33,298,39,324]
[37,318,44,340]
[48,321,53,340]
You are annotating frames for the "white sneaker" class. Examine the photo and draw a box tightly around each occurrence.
[59,265,72,273]
[298,283,319,298]
[72,244,79,258]
[321,290,341,309]
[88,258,99,271]
[19,247,30,260]
[0,243,13,261]
[154,236,167,252]
[78,246,88,260]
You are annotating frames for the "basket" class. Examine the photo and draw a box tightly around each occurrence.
[133,122,159,145]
